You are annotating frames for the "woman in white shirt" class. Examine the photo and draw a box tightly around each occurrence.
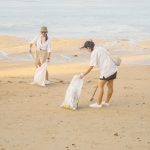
[79,40,118,108]
[28,26,51,85]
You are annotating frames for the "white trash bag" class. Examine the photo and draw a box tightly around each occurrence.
[34,62,47,86]
[61,75,83,110]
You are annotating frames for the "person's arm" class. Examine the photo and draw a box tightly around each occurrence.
[47,39,51,53]
[28,43,33,53]
[83,66,94,76]
[46,39,51,63]
[79,66,94,79]
[47,52,51,58]
[46,52,51,63]
[28,35,39,53]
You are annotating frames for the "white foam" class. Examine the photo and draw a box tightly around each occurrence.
[0,50,150,65]
[0,51,9,59]
[0,51,33,61]
[60,55,71,60]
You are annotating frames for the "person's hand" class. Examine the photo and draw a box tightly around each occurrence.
[28,47,32,53]
[79,73,84,79]
[46,58,50,63]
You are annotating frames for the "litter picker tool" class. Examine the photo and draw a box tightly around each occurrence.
[89,86,98,101]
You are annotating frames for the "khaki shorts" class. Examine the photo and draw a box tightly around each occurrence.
[35,49,47,65]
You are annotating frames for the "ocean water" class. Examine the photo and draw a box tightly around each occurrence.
[0,0,150,40]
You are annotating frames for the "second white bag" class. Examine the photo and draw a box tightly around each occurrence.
[34,62,47,86]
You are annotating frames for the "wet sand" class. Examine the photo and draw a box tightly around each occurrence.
[0,36,150,64]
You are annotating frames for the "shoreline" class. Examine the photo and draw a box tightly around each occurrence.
[0,35,150,65]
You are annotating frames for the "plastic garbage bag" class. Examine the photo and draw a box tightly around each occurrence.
[61,75,83,110]
[34,62,47,86]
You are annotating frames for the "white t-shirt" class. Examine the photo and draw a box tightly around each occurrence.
[90,46,118,78]
[30,35,51,52]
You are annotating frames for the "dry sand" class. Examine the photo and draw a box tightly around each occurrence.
[0,36,150,150]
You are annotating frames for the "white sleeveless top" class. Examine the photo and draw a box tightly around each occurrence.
[30,35,51,52]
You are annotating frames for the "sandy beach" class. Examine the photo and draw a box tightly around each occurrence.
[0,36,150,150]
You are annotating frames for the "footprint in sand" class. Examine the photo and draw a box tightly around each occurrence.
[124,86,133,89]
[20,87,24,89]
[52,78,66,84]
[19,81,27,83]
[58,80,64,83]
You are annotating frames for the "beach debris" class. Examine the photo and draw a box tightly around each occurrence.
[72,144,75,145]
[73,55,78,57]
[143,102,145,104]
[8,81,12,83]
[114,133,118,136]
[87,80,91,83]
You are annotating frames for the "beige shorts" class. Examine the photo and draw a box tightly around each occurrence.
[35,49,47,65]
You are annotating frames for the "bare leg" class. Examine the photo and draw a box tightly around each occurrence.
[35,62,40,68]
[105,80,114,103]
[97,80,107,105]
[46,70,48,80]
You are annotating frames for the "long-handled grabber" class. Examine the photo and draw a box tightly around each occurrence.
[89,86,98,101]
